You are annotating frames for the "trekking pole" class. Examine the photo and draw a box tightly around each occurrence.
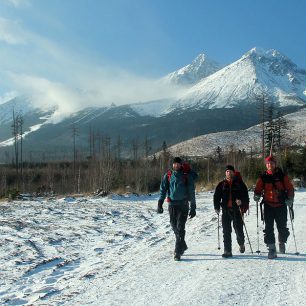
[217,213,221,250]
[256,201,261,254]
[239,208,253,254]
[288,208,299,255]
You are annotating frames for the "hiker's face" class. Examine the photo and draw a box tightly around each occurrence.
[225,170,234,180]
[173,162,182,171]
[266,161,276,172]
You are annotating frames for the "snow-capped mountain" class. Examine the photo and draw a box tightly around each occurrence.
[0,47,305,159]
[173,48,306,108]
[161,53,221,86]
[175,48,306,110]
[127,48,306,116]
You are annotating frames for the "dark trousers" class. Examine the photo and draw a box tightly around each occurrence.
[263,204,290,245]
[168,203,189,253]
[222,208,245,251]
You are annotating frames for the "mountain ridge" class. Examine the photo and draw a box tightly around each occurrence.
[0,47,305,159]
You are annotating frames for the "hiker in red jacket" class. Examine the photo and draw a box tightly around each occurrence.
[254,155,294,259]
[214,165,249,258]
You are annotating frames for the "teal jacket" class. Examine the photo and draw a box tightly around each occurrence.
[159,170,196,207]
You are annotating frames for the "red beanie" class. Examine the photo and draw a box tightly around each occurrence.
[265,155,276,163]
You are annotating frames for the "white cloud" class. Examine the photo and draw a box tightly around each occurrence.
[0,15,185,123]
[0,18,26,44]
[1,0,31,8]
[8,71,184,123]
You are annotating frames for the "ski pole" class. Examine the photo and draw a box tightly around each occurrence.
[288,207,299,255]
[217,213,221,250]
[239,208,253,254]
[256,201,261,254]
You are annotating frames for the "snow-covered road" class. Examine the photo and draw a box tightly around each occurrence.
[0,191,305,305]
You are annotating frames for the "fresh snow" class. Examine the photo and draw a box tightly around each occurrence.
[0,190,305,305]
[129,99,176,117]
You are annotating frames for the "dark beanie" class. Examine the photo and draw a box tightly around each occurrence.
[225,165,235,172]
[173,157,182,164]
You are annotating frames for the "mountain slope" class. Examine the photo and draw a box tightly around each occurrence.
[164,107,306,158]
[0,97,55,142]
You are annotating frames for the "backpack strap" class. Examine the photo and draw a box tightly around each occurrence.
[167,170,172,183]
[168,169,188,185]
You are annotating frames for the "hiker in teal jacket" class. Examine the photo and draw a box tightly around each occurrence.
[157,157,197,261]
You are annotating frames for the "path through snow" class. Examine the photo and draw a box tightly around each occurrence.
[0,191,305,305]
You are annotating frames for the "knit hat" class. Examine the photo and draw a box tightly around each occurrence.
[225,165,235,172]
[173,157,182,164]
[265,155,276,164]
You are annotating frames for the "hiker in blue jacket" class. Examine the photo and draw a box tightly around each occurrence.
[157,157,197,261]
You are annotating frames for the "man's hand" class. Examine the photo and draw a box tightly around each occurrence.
[189,203,196,218]
[189,208,196,218]
[236,199,242,206]
[285,198,294,208]
[157,200,164,214]
[253,194,261,202]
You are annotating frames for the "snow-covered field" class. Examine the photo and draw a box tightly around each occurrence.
[0,190,305,305]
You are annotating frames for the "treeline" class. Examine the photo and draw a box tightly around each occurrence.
[1,144,305,198]
[1,95,305,197]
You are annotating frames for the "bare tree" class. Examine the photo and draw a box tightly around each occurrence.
[17,114,24,181]
[132,138,139,161]
[253,89,271,160]
[12,109,19,177]
[71,124,79,190]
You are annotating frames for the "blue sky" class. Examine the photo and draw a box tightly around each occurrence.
[0,0,305,113]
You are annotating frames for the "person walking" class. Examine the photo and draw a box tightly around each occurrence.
[214,165,249,258]
[253,155,294,259]
[157,157,197,261]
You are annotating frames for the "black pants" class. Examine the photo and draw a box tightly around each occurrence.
[168,203,189,253]
[263,204,290,244]
[222,208,245,251]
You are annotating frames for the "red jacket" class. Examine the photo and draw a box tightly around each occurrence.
[254,168,294,207]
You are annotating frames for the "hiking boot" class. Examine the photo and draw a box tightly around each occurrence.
[239,244,245,253]
[222,251,233,258]
[180,241,188,255]
[174,252,181,261]
[267,244,277,259]
[279,243,286,254]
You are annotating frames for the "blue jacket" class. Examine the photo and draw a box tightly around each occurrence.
[159,170,196,207]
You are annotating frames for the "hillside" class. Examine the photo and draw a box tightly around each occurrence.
[165,107,306,158]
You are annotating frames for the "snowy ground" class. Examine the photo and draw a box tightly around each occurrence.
[0,190,305,306]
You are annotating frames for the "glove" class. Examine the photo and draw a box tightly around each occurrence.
[285,198,293,208]
[236,199,242,206]
[215,209,220,215]
[157,200,164,214]
[253,194,261,202]
[189,205,197,219]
